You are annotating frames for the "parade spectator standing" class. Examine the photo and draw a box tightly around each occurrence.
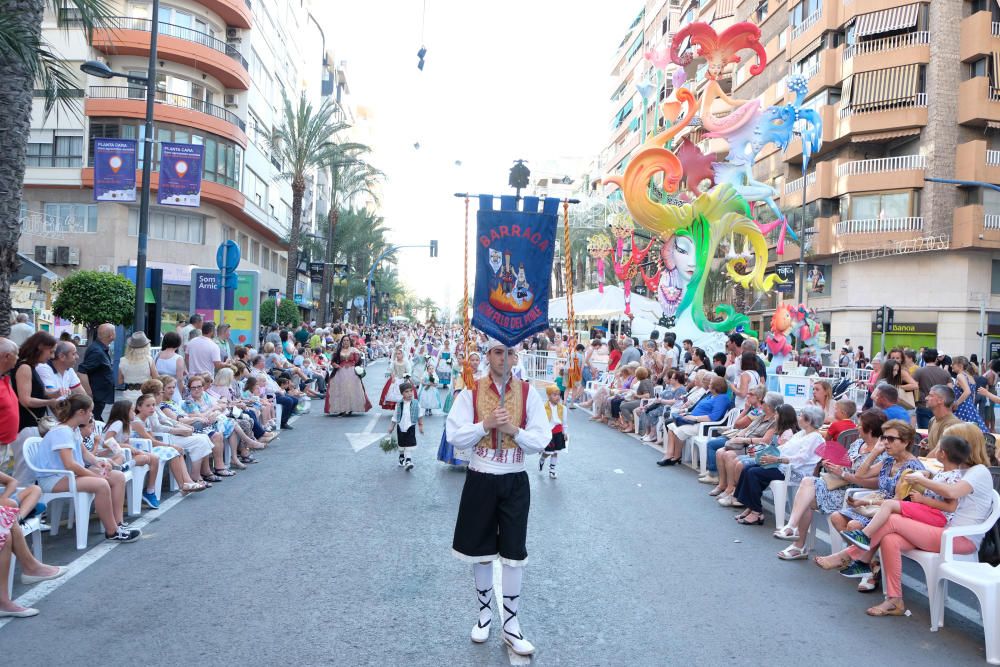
[619,338,641,367]
[0,339,21,470]
[264,325,282,349]
[178,313,202,355]
[77,323,116,421]
[186,322,224,376]
[294,323,310,347]
[216,323,234,362]
[154,332,186,403]
[10,332,60,485]
[36,340,85,399]
[8,314,34,347]
[117,332,158,404]
[913,347,952,428]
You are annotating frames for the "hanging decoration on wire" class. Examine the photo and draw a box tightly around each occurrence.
[586,233,612,294]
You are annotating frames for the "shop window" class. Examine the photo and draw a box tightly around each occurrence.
[43,203,97,233]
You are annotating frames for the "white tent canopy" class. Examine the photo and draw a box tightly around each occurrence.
[547,285,662,323]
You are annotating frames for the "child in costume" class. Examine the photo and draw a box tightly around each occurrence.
[390,382,423,471]
[379,346,412,410]
[419,361,440,416]
[437,351,481,465]
[539,384,567,479]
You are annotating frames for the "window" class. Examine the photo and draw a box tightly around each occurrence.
[613,98,634,129]
[244,167,268,210]
[247,109,269,153]
[992,260,1000,294]
[127,208,204,243]
[791,0,820,28]
[841,191,916,220]
[272,251,280,274]
[625,35,643,62]
[27,136,83,167]
[755,0,769,23]
[262,247,270,271]
[43,203,97,233]
[970,57,989,81]
[250,239,260,265]
[238,232,249,257]
[778,28,787,51]
[250,48,273,101]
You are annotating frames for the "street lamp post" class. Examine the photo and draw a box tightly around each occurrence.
[81,0,159,334]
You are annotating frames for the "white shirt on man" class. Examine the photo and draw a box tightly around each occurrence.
[35,363,81,396]
[186,335,221,375]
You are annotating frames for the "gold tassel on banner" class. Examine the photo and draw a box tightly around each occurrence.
[461,196,475,388]
[562,200,581,390]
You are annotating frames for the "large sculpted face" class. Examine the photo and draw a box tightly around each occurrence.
[670,235,697,284]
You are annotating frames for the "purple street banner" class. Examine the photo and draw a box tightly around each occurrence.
[158,142,203,207]
[93,138,137,202]
[471,195,559,347]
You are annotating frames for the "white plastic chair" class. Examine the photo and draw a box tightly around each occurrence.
[22,436,95,551]
[131,438,167,500]
[120,448,148,516]
[928,491,1000,649]
[684,408,740,474]
[804,510,845,554]
[765,464,791,529]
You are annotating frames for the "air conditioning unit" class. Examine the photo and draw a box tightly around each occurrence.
[68,247,80,266]
[56,246,70,265]
[226,27,241,42]
[223,94,239,108]
[34,245,49,264]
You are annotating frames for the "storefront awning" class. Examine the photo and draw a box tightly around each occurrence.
[855,3,920,38]
[850,63,920,111]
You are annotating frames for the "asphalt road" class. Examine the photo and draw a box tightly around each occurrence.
[1,360,991,666]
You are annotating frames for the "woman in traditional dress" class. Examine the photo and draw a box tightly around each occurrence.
[379,346,412,411]
[437,352,481,465]
[325,335,371,416]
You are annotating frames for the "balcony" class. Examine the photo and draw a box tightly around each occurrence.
[955,140,1000,184]
[793,47,843,99]
[782,161,836,207]
[838,94,928,138]
[958,77,1000,127]
[199,0,252,29]
[953,204,1000,249]
[959,10,1000,63]
[836,217,923,235]
[93,17,249,90]
[842,31,930,80]
[789,5,843,60]
[836,155,926,195]
[85,86,247,147]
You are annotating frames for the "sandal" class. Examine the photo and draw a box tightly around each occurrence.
[202,473,222,483]
[180,482,205,495]
[858,561,881,593]
[813,553,852,571]
[736,513,765,525]
[239,455,259,464]
[777,545,809,560]
[773,526,799,540]
[230,459,247,470]
[866,599,905,617]
[214,468,236,477]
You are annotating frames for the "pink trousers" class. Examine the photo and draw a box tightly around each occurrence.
[847,514,976,598]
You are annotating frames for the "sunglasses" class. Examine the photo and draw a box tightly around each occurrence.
[879,435,905,444]
[189,384,204,389]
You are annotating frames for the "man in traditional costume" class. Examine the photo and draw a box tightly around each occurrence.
[445,338,549,657]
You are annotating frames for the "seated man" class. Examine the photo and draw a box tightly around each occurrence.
[872,384,911,425]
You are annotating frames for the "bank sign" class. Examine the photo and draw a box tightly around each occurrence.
[190,268,260,347]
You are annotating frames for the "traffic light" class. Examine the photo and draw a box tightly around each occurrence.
[429,240,438,257]
[875,306,885,331]
[885,306,895,330]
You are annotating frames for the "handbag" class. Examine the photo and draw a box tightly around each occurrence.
[820,471,850,491]
[852,491,885,518]
[754,444,782,469]
[898,388,916,411]
[26,408,57,437]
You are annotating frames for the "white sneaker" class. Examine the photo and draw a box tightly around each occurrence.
[641,435,655,442]
[698,474,719,484]
[404,459,414,471]
[549,469,557,479]
[717,493,732,505]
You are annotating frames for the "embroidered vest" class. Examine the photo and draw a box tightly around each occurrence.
[395,399,420,425]
[544,402,564,434]
[473,376,529,450]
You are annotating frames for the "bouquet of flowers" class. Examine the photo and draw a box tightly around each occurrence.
[354,366,366,379]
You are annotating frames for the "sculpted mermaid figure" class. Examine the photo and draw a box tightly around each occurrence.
[670,21,767,136]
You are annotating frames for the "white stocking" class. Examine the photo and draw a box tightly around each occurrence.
[548,453,558,470]
[473,562,493,626]
[501,564,524,638]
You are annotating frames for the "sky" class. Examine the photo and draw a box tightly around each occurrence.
[316,0,639,316]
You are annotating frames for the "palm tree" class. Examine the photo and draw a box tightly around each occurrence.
[270,92,349,299]
[418,297,436,322]
[0,0,115,335]
[320,153,383,323]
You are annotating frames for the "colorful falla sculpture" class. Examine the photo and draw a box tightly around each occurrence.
[593,19,822,353]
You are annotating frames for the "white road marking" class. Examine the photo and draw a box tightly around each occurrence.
[0,492,187,630]
[613,469,624,474]
[345,410,385,452]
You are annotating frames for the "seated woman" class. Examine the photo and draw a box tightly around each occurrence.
[825,419,925,585]
[658,375,731,466]
[638,370,688,444]
[105,399,198,497]
[207,367,272,445]
[701,387,779,487]
[241,375,276,427]
[141,379,231,480]
[731,404,826,526]
[808,380,836,425]
[181,378,262,468]
[775,408,887,558]
[717,404,799,507]
[591,366,631,423]
[617,367,655,432]
[815,434,996,617]
[33,394,141,542]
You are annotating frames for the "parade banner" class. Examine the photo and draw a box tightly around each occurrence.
[472,195,558,347]
[93,138,136,202]
[190,268,260,348]
[158,142,203,207]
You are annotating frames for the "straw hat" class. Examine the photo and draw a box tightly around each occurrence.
[127,332,151,349]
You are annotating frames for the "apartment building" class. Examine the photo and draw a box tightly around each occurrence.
[20,0,343,327]
[606,0,1000,357]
